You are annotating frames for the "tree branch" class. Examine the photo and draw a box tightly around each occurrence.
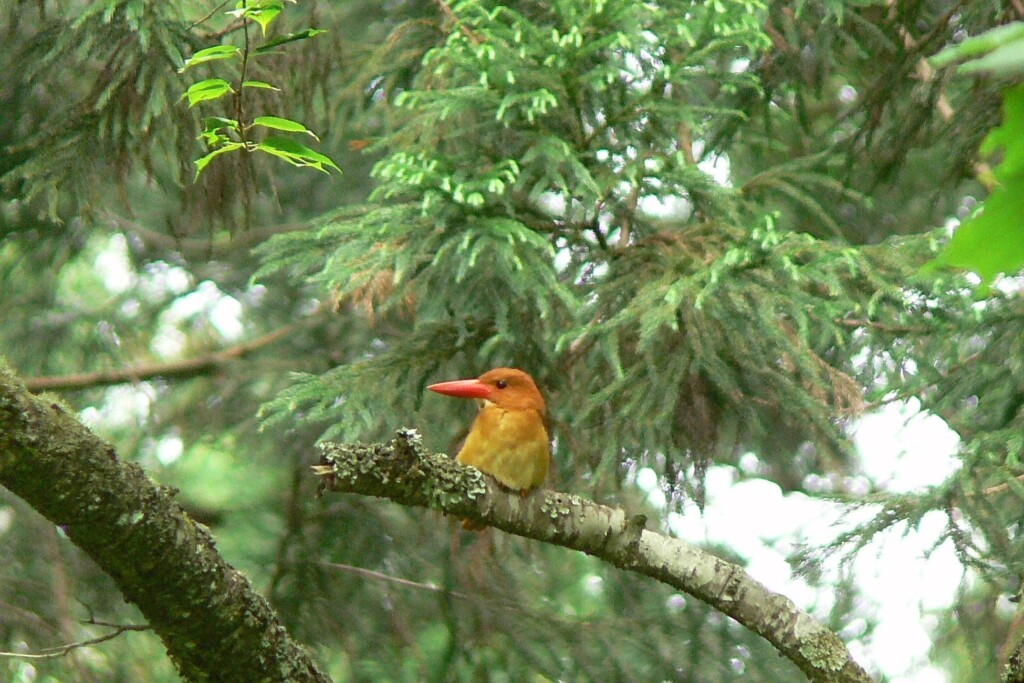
[24,321,302,392]
[0,622,152,660]
[314,430,873,683]
[1007,636,1024,683]
[833,317,931,335]
[107,213,308,260]
[0,362,330,682]
[431,0,483,44]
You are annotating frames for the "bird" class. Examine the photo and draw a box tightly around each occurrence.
[428,368,550,498]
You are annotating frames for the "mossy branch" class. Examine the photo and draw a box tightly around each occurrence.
[315,430,872,683]
[0,361,329,683]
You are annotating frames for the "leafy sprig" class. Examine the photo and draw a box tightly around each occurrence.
[178,0,338,178]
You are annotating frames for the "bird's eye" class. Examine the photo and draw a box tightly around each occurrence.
[496,379,508,389]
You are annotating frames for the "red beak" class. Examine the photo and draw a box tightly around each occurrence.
[427,378,492,400]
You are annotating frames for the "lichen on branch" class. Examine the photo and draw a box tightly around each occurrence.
[314,429,872,683]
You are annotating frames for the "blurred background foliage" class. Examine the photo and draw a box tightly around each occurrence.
[1,0,1023,681]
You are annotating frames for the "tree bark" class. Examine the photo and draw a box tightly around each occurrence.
[1004,618,1024,683]
[315,429,874,683]
[0,362,330,683]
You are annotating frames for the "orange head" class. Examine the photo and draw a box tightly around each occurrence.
[428,368,546,412]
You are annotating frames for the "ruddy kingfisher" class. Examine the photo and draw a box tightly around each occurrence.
[428,368,550,497]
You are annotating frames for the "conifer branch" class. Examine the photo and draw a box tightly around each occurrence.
[981,475,1024,497]
[314,430,873,683]
[833,318,931,334]
[431,0,482,44]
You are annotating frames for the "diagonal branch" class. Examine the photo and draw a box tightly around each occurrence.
[0,362,330,682]
[25,320,306,393]
[314,430,873,683]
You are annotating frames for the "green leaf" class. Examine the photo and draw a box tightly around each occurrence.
[242,80,281,91]
[181,79,233,107]
[957,40,1024,77]
[932,188,1024,283]
[930,23,1024,68]
[250,6,282,34]
[256,136,341,174]
[199,116,240,145]
[178,45,241,72]
[255,28,326,55]
[927,86,1024,283]
[194,142,244,179]
[252,115,318,139]
[227,0,284,34]
[982,85,1024,178]
[202,116,241,132]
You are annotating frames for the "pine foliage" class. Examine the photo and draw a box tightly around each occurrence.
[3,0,1023,681]
[254,0,934,505]
[2,1,202,216]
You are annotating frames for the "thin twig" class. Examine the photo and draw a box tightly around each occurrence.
[0,622,151,660]
[319,560,476,601]
[618,178,640,252]
[315,560,664,629]
[24,315,319,392]
[236,0,251,141]
[678,123,696,166]
[48,528,75,642]
[833,318,931,334]
[431,0,483,44]
[981,474,1024,497]
[198,19,248,42]
[188,0,233,30]
[108,213,308,258]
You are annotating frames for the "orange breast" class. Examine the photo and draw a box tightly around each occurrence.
[456,404,549,491]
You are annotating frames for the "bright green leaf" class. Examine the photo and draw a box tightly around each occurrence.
[255,28,326,54]
[981,86,1024,179]
[252,116,318,139]
[202,116,241,132]
[227,0,285,30]
[928,86,1024,283]
[930,22,1024,68]
[932,189,1024,283]
[194,142,244,179]
[181,79,233,107]
[256,136,341,174]
[958,40,1024,77]
[226,0,284,35]
[199,117,240,146]
[178,45,240,72]
[249,6,282,35]
[242,80,281,91]
[200,131,230,147]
